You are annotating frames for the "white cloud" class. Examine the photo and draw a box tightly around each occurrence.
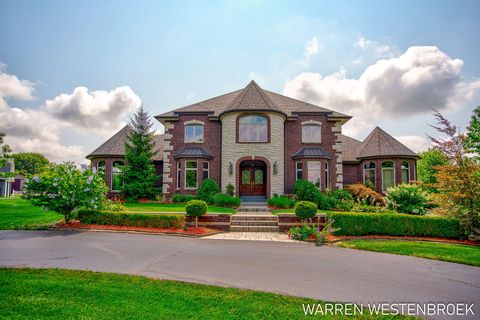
[302,37,320,66]
[45,86,141,136]
[395,135,432,153]
[0,65,142,163]
[283,46,480,136]
[354,36,394,59]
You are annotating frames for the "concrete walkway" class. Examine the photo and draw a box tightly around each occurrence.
[203,231,301,242]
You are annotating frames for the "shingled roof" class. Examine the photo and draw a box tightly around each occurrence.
[86,126,164,161]
[155,80,350,119]
[342,127,418,162]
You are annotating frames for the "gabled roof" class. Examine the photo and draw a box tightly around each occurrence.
[354,127,418,159]
[155,80,350,119]
[86,126,164,161]
[340,135,363,162]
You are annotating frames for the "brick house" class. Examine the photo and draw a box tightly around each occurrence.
[87,81,418,199]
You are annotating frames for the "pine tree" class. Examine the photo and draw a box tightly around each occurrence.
[122,106,158,201]
[465,106,480,158]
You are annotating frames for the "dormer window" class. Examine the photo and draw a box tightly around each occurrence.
[302,123,321,143]
[238,115,268,143]
[185,124,204,143]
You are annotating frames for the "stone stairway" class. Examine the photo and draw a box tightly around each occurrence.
[230,215,279,232]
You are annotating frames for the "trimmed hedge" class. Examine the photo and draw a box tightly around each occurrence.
[327,212,462,239]
[185,200,208,216]
[295,201,318,220]
[77,210,185,229]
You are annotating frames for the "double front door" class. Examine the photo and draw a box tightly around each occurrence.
[240,161,266,196]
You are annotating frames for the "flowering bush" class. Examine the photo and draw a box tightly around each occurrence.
[288,218,339,244]
[344,183,385,206]
[386,184,429,215]
[23,162,107,222]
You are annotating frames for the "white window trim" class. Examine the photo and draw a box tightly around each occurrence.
[184,124,204,143]
[381,161,396,192]
[111,161,124,192]
[295,161,303,181]
[324,162,329,189]
[307,161,322,189]
[363,163,376,185]
[184,161,198,190]
[202,162,210,180]
[176,162,181,190]
[401,161,410,183]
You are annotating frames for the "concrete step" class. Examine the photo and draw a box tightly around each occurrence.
[232,215,278,221]
[238,206,270,212]
[230,226,280,232]
[231,220,279,226]
[240,202,268,206]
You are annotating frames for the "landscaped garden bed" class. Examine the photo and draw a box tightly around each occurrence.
[56,221,220,236]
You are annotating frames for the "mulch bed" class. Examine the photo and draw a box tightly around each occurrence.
[327,234,480,246]
[56,222,221,237]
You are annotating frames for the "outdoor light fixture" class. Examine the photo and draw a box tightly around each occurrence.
[273,161,278,175]
[228,162,233,176]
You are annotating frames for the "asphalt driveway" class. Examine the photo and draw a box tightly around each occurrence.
[1,230,479,318]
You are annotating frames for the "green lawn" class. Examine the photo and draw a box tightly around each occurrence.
[124,202,236,214]
[0,268,409,320]
[0,197,61,230]
[334,240,480,267]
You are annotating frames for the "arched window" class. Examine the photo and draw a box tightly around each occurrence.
[302,124,322,143]
[363,162,376,186]
[185,124,204,143]
[111,161,124,191]
[238,115,268,142]
[96,160,106,180]
[382,161,395,192]
[401,161,410,183]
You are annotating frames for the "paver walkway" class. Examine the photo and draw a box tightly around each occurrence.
[202,232,302,242]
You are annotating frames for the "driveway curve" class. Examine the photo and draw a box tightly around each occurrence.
[1,230,479,317]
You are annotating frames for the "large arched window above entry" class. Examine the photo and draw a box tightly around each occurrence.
[238,115,268,142]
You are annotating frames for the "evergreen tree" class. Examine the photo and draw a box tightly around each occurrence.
[465,106,480,158]
[122,106,158,201]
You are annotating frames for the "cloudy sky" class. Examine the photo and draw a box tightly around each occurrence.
[1,0,479,163]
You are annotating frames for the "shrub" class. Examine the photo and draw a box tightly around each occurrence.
[294,201,318,220]
[198,179,221,204]
[226,183,235,196]
[351,205,388,213]
[171,194,197,203]
[213,193,241,208]
[335,200,354,212]
[268,195,295,209]
[314,192,336,210]
[344,183,385,206]
[386,184,429,215]
[292,180,319,202]
[327,211,462,239]
[288,225,319,241]
[77,210,185,229]
[100,199,126,212]
[329,189,354,202]
[23,162,107,222]
[185,200,207,227]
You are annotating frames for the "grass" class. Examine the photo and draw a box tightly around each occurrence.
[334,240,480,267]
[124,202,236,214]
[0,197,61,230]
[0,268,410,320]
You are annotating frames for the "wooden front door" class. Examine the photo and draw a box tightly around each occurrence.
[240,161,266,196]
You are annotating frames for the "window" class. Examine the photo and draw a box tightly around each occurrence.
[185,161,198,189]
[96,160,106,180]
[382,161,395,192]
[238,115,268,142]
[202,162,209,180]
[111,161,124,191]
[401,161,410,183]
[324,162,330,189]
[176,162,181,189]
[185,124,204,143]
[295,162,303,181]
[302,124,321,143]
[307,161,321,189]
[363,162,376,186]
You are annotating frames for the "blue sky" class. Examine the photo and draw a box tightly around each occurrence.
[1,0,479,163]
